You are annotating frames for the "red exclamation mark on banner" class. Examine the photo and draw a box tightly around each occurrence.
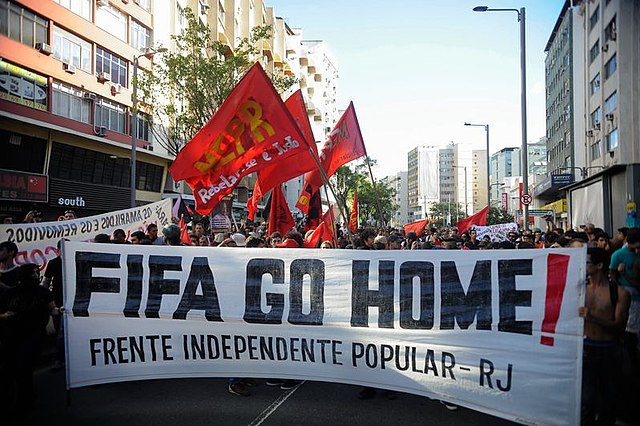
[540,254,571,346]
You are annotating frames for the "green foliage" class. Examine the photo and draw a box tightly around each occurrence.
[487,206,515,225]
[137,7,297,156]
[330,157,398,226]
[428,202,467,228]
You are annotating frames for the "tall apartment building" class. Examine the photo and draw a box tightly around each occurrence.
[471,149,488,212]
[543,0,640,231]
[439,143,455,205]
[0,0,170,221]
[407,146,440,222]
[490,147,521,204]
[453,143,475,216]
[153,1,339,219]
[383,171,407,227]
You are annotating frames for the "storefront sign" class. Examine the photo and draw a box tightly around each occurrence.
[0,59,48,111]
[0,168,48,202]
[551,174,574,187]
[49,179,130,211]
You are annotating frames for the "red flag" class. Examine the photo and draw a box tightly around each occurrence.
[169,63,308,215]
[304,207,336,248]
[247,90,318,220]
[27,175,47,193]
[403,219,429,236]
[303,190,322,232]
[349,191,358,232]
[268,185,295,237]
[296,102,367,213]
[179,216,192,245]
[456,206,489,234]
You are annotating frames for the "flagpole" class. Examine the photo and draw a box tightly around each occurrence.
[364,156,385,226]
[303,145,353,243]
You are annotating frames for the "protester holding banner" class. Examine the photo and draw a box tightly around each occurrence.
[0,263,56,415]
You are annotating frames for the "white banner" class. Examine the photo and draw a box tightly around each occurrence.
[474,223,519,242]
[62,242,585,426]
[0,199,172,270]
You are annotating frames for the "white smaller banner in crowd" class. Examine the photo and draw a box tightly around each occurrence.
[63,242,585,425]
[474,223,519,242]
[0,199,171,270]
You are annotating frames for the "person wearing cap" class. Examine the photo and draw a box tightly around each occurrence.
[0,240,20,290]
[0,263,56,413]
[373,235,387,250]
[162,223,184,246]
[63,210,76,220]
[230,233,246,247]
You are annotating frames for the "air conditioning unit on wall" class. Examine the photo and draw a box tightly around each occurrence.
[35,42,53,55]
[97,72,111,83]
[63,63,76,74]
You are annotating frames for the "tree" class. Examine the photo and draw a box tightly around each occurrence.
[137,7,297,156]
[329,157,397,227]
[486,207,515,225]
[429,202,467,228]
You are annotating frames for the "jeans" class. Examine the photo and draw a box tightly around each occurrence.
[581,341,621,426]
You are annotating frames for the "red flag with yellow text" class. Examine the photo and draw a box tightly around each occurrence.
[349,191,358,232]
[247,90,318,220]
[169,63,308,214]
[296,102,366,213]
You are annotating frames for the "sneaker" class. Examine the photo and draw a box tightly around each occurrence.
[280,380,301,390]
[228,383,251,397]
[265,379,285,387]
[358,387,376,400]
[440,400,459,411]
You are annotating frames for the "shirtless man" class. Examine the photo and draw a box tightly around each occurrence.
[578,247,630,426]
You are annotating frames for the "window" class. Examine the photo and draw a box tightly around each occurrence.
[135,0,150,12]
[136,161,163,192]
[604,54,617,79]
[606,128,618,151]
[604,91,617,114]
[50,142,130,187]
[130,20,151,51]
[54,0,91,21]
[96,3,126,42]
[589,6,599,31]
[96,47,128,87]
[604,16,616,42]
[218,0,225,29]
[589,39,599,63]
[0,1,48,48]
[590,73,600,96]
[132,113,152,142]
[590,107,601,128]
[53,26,91,72]
[95,98,126,133]
[0,59,47,111]
[52,81,90,123]
[590,140,601,160]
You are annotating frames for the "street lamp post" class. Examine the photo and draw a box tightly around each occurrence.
[131,47,167,208]
[464,122,490,208]
[473,5,529,229]
[453,165,468,216]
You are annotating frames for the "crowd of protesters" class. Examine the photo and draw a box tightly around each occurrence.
[1,210,639,424]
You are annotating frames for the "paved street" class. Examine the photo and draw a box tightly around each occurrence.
[33,366,517,426]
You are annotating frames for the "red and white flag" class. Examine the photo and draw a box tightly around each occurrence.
[169,63,308,215]
[296,102,367,213]
[247,90,318,220]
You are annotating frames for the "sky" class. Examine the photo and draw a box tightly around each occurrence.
[267,0,563,179]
